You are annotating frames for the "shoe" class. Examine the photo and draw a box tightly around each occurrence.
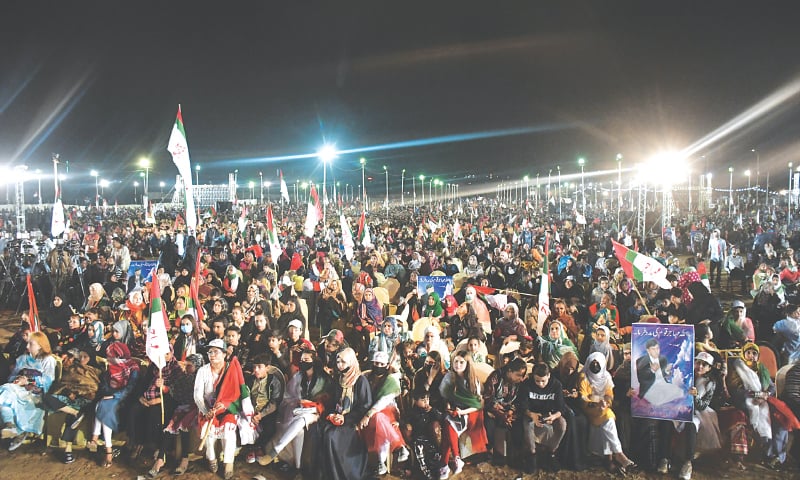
[246,451,256,464]
[8,432,27,451]
[766,457,782,471]
[376,462,388,475]
[70,413,84,430]
[679,460,692,480]
[63,452,75,464]
[149,458,165,477]
[257,448,277,466]
[223,463,234,480]
[208,459,218,473]
[129,444,143,461]
[1,423,18,439]
[657,458,670,474]
[453,456,465,475]
[102,449,113,468]
[397,446,409,463]
[174,458,189,475]
[438,465,450,480]
[549,453,561,472]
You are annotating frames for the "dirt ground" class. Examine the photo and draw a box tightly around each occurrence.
[0,294,797,480]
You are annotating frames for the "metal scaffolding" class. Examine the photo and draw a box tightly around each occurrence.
[14,178,25,237]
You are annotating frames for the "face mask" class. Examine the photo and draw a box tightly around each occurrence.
[339,365,351,374]
[300,361,314,372]
[181,324,193,334]
[589,361,602,374]
[465,293,474,302]
[373,366,388,376]
[424,364,433,372]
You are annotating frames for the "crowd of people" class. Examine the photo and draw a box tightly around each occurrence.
[1,199,800,480]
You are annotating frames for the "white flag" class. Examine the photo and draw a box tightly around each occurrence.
[166,105,198,232]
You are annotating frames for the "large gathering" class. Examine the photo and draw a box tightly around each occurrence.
[1,188,800,480]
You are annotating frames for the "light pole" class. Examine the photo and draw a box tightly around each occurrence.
[401,169,406,206]
[728,166,734,216]
[160,181,166,196]
[249,181,255,200]
[139,157,150,208]
[264,181,272,203]
[318,145,337,225]
[744,170,751,207]
[259,172,263,204]
[360,157,366,206]
[419,175,425,204]
[536,173,540,206]
[616,154,622,229]
[752,148,760,207]
[789,163,794,224]
[523,175,529,202]
[35,169,42,206]
[133,181,139,203]
[557,166,562,218]
[195,164,200,185]
[383,165,389,218]
[91,170,99,208]
[578,157,586,214]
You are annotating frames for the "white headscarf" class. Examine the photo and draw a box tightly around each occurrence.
[583,351,613,394]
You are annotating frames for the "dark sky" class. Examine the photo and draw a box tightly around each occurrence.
[3,1,800,203]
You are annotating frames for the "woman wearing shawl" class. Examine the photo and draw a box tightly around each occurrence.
[537,320,579,369]
[222,265,243,300]
[369,317,400,357]
[491,303,528,353]
[155,354,205,476]
[127,345,181,463]
[358,350,409,476]
[418,326,451,369]
[319,347,372,480]
[423,292,444,319]
[482,358,527,466]
[83,282,111,312]
[88,341,140,467]
[46,293,73,332]
[578,352,637,474]
[438,350,488,479]
[87,318,104,351]
[718,301,754,349]
[99,319,134,357]
[464,285,491,335]
[588,325,615,371]
[678,267,702,306]
[43,348,102,464]
[353,288,383,359]
[0,332,56,450]
[728,342,800,469]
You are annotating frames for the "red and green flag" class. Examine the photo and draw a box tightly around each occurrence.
[612,240,671,289]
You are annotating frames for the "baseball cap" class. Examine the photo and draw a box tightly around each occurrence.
[323,329,345,343]
[288,319,303,331]
[731,300,745,309]
[695,352,714,366]
[207,339,226,351]
[565,275,575,282]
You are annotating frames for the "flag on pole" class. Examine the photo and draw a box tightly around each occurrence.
[303,184,322,237]
[187,279,204,332]
[238,205,248,232]
[356,211,372,248]
[340,213,355,261]
[26,274,40,332]
[146,271,171,369]
[279,170,290,203]
[453,219,461,239]
[266,205,282,265]
[51,187,65,238]
[537,235,551,336]
[697,261,711,291]
[611,240,672,289]
[166,105,198,232]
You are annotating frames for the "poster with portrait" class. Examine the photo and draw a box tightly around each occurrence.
[631,323,695,422]
[416,275,454,300]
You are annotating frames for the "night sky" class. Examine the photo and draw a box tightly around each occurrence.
[2,1,800,203]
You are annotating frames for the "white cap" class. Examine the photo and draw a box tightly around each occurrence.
[288,319,303,331]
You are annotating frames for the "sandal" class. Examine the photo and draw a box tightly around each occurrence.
[174,458,189,475]
[102,449,114,468]
[149,458,165,478]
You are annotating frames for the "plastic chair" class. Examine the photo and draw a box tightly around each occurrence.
[757,341,780,380]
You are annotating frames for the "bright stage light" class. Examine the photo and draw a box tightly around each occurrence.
[99,179,110,188]
[642,151,688,186]
[318,145,337,163]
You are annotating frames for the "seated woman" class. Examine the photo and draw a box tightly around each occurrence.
[578,352,636,475]
[587,325,615,371]
[369,317,400,357]
[173,313,206,361]
[414,351,448,414]
[423,292,444,320]
[318,348,372,480]
[438,351,488,479]
[418,326,450,370]
[354,288,383,359]
[482,358,527,467]
[491,304,528,354]
[42,348,102,464]
[99,319,135,358]
[87,341,140,467]
[0,331,56,450]
[727,342,800,469]
[156,353,204,476]
[358,351,409,475]
[536,320,578,370]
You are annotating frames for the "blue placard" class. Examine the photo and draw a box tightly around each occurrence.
[631,323,695,422]
[416,275,454,300]
[127,260,159,283]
